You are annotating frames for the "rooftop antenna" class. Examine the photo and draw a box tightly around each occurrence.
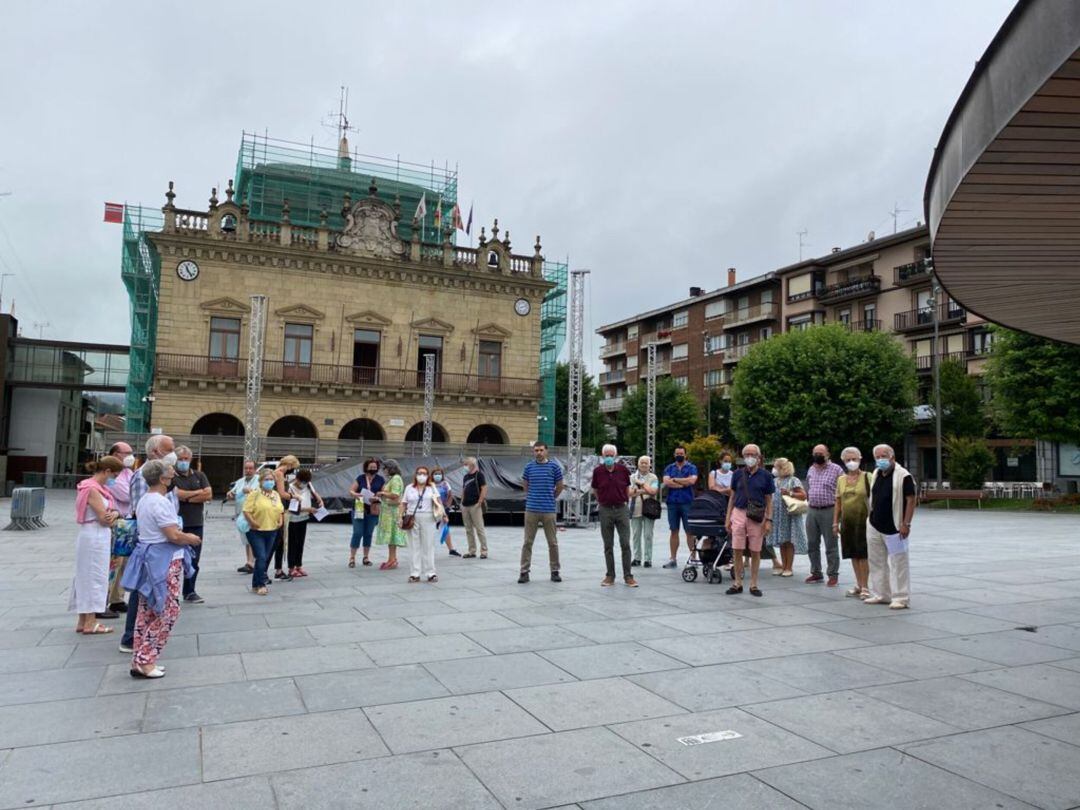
[33,321,50,339]
[322,86,359,169]
[889,202,908,234]
[797,228,808,261]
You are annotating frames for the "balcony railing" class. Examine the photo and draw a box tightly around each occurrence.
[155,354,540,398]
[598,369,626,385]
[599,397,624,413]
[842,319,882,333]
[722,343,757,364]
[894,259,932,286]
[599,342,627,358]
[725,302,780,328]
[818,276,881,304]
[915,351,968,372]
[894,304,966,332]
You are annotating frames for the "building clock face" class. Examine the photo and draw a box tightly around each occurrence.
[176,260,200,281]
[514,297,531,316]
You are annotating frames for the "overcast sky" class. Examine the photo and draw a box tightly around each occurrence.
[0,0,1015,361]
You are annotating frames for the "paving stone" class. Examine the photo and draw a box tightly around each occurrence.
[0,643,73,673]
[424,650,576,694]
[740,625,870,655]
[609,706,833,780]
[0,728,200,807]
[505,676,685,730]
[563,617,689,643]
[754,747,1034,809]
[262,608,368,628]
[97,653,246,695]
[358,599,455,620]
[307,617,422,644]
[0,666,104,707]
[197,625,317,655]
[168,609,270,635]
[1021,713,1080,747]
[202,707,390,780]
[0,692,146,749]
[574,597,688,620]
[538,641,688,679]
[743,690,958,754]
[296,664,450,712]
[361,632,490,666]
[457,726,683,809]
[962,663,1080,709]
[628,662,808,710]
[901,726,1080,809]
[272,750,501,809]
[142,677,307,731]
[439,594,540,611]
[824,616,953,644]
[496,603,608,626]
[66,633,197,667]
[641,631,779,666]
[51,775,275,809]
[1007,623,1080,652]
[833,642,999,679]
[726,604,845,627]
[923,632,1076,666]
[366,690,548,753]
[894,609,1019,636]
[240,642,375,680]
[464,624,592,654]
[406,609,520,635]
[1053,657,1080,673]
[580,772,803,809]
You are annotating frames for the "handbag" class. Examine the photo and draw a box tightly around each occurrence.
[111,518,138,557]
[740,469,766,523]
[641,495,662,520]
[399,489,422,531]
[783,494,809,515]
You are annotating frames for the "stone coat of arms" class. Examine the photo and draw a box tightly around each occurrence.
[336,198,406,258]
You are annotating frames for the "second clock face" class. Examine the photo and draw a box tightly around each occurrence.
[177,260,200,281]
[514,297,531,316]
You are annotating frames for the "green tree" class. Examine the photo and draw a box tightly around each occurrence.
[945,436,995,489]
[985,328,1080,442]
[617,377,701,459]
[933,358,986,438]
[704,392,737,446]
[731,324,916,463]
[683,434,729,487]
[553,362,607,451]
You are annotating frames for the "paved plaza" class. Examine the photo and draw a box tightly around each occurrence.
[2,493,1080,808]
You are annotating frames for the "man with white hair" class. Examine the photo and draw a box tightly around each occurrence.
[591,444,637,587]
[865,444,916,609]
[724,443,774,597]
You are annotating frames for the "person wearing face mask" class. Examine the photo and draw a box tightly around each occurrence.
[228,460,260,574]
[105,442,136,615]
[243,470,285,595]
[708,452,735,497]
[348,458,385,567]
[591,444,637,587]
[662,445,699,569]
[804,444,845,587]
[402,466,446,583]
[833,447,872,599]
[431,467,461,557]
[70,456,123,634]
[272,455,301,580]
[459,457,489,559]
[376,459,408,569]
[287,468,324,577]
[767,457,806,577]
[629,455,659,568]
[172,446,212,604]
[724,444,774,597]
[866,444,916,609]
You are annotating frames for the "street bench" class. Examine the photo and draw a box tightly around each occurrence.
[920,489,987,509]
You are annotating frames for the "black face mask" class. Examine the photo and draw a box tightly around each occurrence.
[813,454,826,465]
[367,468,377,474]
[675,455,685,462]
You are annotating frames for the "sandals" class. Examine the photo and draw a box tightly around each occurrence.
[348,559,356,568]
[462,553,477,559]
[237,564,254,574]
[379,560,398,570]
[255,586,268,596]
[362,559,372,566]
[80,623,114,635]
[726,585,743,595]
[130,667,164,679]
[749,587,763,597]
[408,576,421,583]
[480,554,488,559]
[428,575,438,583]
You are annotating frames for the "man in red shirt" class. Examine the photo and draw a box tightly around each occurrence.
[591,444,637,588]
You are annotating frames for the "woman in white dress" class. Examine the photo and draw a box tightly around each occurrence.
[70,456,123,634]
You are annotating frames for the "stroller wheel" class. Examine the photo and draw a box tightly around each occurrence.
[702,564,712,579]
[709,568,723,584]
[682,567,698,582]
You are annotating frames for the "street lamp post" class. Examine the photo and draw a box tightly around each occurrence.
[931,279,943,487]
[702,330,711,434]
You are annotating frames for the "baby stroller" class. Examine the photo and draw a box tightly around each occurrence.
[682,490,731,583]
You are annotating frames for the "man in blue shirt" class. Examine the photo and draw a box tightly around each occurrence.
[518,442,564,583]
[662,445,698,568]
[724,443,775,597]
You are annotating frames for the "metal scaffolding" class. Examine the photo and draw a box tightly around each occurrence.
[422,353,436,457]
[244,295,267,462]
[646,342,657,471]
[565,269,589,527]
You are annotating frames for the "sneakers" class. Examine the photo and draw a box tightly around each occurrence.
[845,586,862,598]
[643,561,652,568]
[449,549,462,557]
[888,600,909,610]
[518,573,530,584]
[109,602,127,613]
[95,610,119,619]
[662,559,677,569]
[863,595,889,605]
[601,576,615,587]
[805,573,824,583]
[631,559,641,567]
[624,577,639,588]
[183,593,205,604]
[118,642,133,653]
[462,553,477,559]
[827,575,838,587]
[550,572,562,583]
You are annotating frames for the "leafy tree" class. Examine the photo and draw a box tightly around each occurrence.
[945,436,995,489]
[617,377,701,459]
[985,328,1080,442]
[933,358,986,438]
[683,434,729,488]
[553,362,607,451]
[704,392,737,447]
[730,324,916,463]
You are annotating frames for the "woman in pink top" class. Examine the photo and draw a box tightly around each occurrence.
[70,456,123,634]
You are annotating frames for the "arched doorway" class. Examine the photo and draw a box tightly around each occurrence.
[466,424,507,444]
[405,422,448,443]
[191,413,244,436]
[267,416,318,439]
[338,418,385,441]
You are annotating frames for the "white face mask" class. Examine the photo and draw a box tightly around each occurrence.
[160,451,178,468]
[771,468,779,477]
[416,474,429,484]
[744,456,758,468]
[845,460,860,471]
[122,455,135,469]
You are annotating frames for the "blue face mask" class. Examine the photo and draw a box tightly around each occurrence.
[721,462,732,472]
[262,479,275,490]
[433,474,443,482]
[875,458,891,471]
[176,460,190,473]
[603,456,615,467]
[105,477,117,488]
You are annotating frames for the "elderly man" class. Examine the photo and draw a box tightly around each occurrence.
[173,446,212,604]
[591,444,637,588]
[805,443,844,586]
[724,444,774,597]
[865,444,916,609]
[460,457,489,559]
[662,445,698,569]
[120,434,178,653]
[105,442,136,614]
[227,460,259,573]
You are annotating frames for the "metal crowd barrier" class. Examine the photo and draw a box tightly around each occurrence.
[4,487,48,530]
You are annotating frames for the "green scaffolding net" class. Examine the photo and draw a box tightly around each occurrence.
[539,259,568,445]
[120,205,163,433]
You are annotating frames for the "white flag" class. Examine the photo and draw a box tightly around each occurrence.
[414,192,427,223]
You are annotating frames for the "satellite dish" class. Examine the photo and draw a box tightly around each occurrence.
[867,230,876,241]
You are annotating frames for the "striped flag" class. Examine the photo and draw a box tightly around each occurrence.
[103,202,124,223]
[451,204,464,232]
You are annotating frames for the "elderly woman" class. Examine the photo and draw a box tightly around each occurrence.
[402,465,446,583]
[70,456,123,634]
[834,446,871,599]
[375,459,407,569]
[121,460,201,678]
[629,456,659,567]
[272,455,300,580]
[244,469,285,595]
[768,457,807,577]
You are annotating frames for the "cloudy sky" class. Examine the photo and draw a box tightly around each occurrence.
[0,0,1014,360]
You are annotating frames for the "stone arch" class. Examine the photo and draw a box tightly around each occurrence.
[191,412,245,436]
[466,424,507,445]
[405,422,448,443]
[267,415,318,439]
[338,418,385,441]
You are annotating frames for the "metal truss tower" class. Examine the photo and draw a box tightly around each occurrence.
[646,342,657,472]
[422,353,436,457]
[566,269,589,527]
[244,295,267,462]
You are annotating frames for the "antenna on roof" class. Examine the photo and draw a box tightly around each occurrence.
[889,202,909,234]
[797,228,808,261]
[322,86,360,169]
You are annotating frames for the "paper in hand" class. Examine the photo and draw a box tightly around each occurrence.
[884,533,909,556]
[313,506,330,522]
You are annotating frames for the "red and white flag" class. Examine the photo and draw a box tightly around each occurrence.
[451,204,464,232]
[103,202,124,223]
[414,192,427,223]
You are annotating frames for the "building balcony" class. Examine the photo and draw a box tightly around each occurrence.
[155,353,540,399]
[706,383,732,399]
[599,342,627,358]
[599,397,624,413]
[894,304,966,332]
[642,359,672,376]
[722,343,757,364]
[915,351,968,373]
[894,259,933,286]
[639,330,672,346]
[843,319,882,333]
[598,369,626,385]
[818,276,881,304]
[725,302,780,329]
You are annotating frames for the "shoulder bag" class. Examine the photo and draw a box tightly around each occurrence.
[641,482,662,521]
[740,470,767,523]
[399,488,422,531]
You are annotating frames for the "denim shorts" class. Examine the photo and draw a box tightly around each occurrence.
[666,501,692,533]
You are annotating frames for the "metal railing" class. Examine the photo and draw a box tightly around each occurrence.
[598,369,626,385]
[894,304,966,331]
[843,319,882,333]
[915,351,967,372]
[818,276,881,304]
[724,302,780,328]
[599,342,627,358]
[723,342,757,363]
[599,397,624,412]
[894,260,932,285]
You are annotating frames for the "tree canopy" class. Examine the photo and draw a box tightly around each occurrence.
[984,328,1080,443]
[553,362,607,451]
[935,357,987,438]
[617,376,701,460]
[730,324,916,462]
